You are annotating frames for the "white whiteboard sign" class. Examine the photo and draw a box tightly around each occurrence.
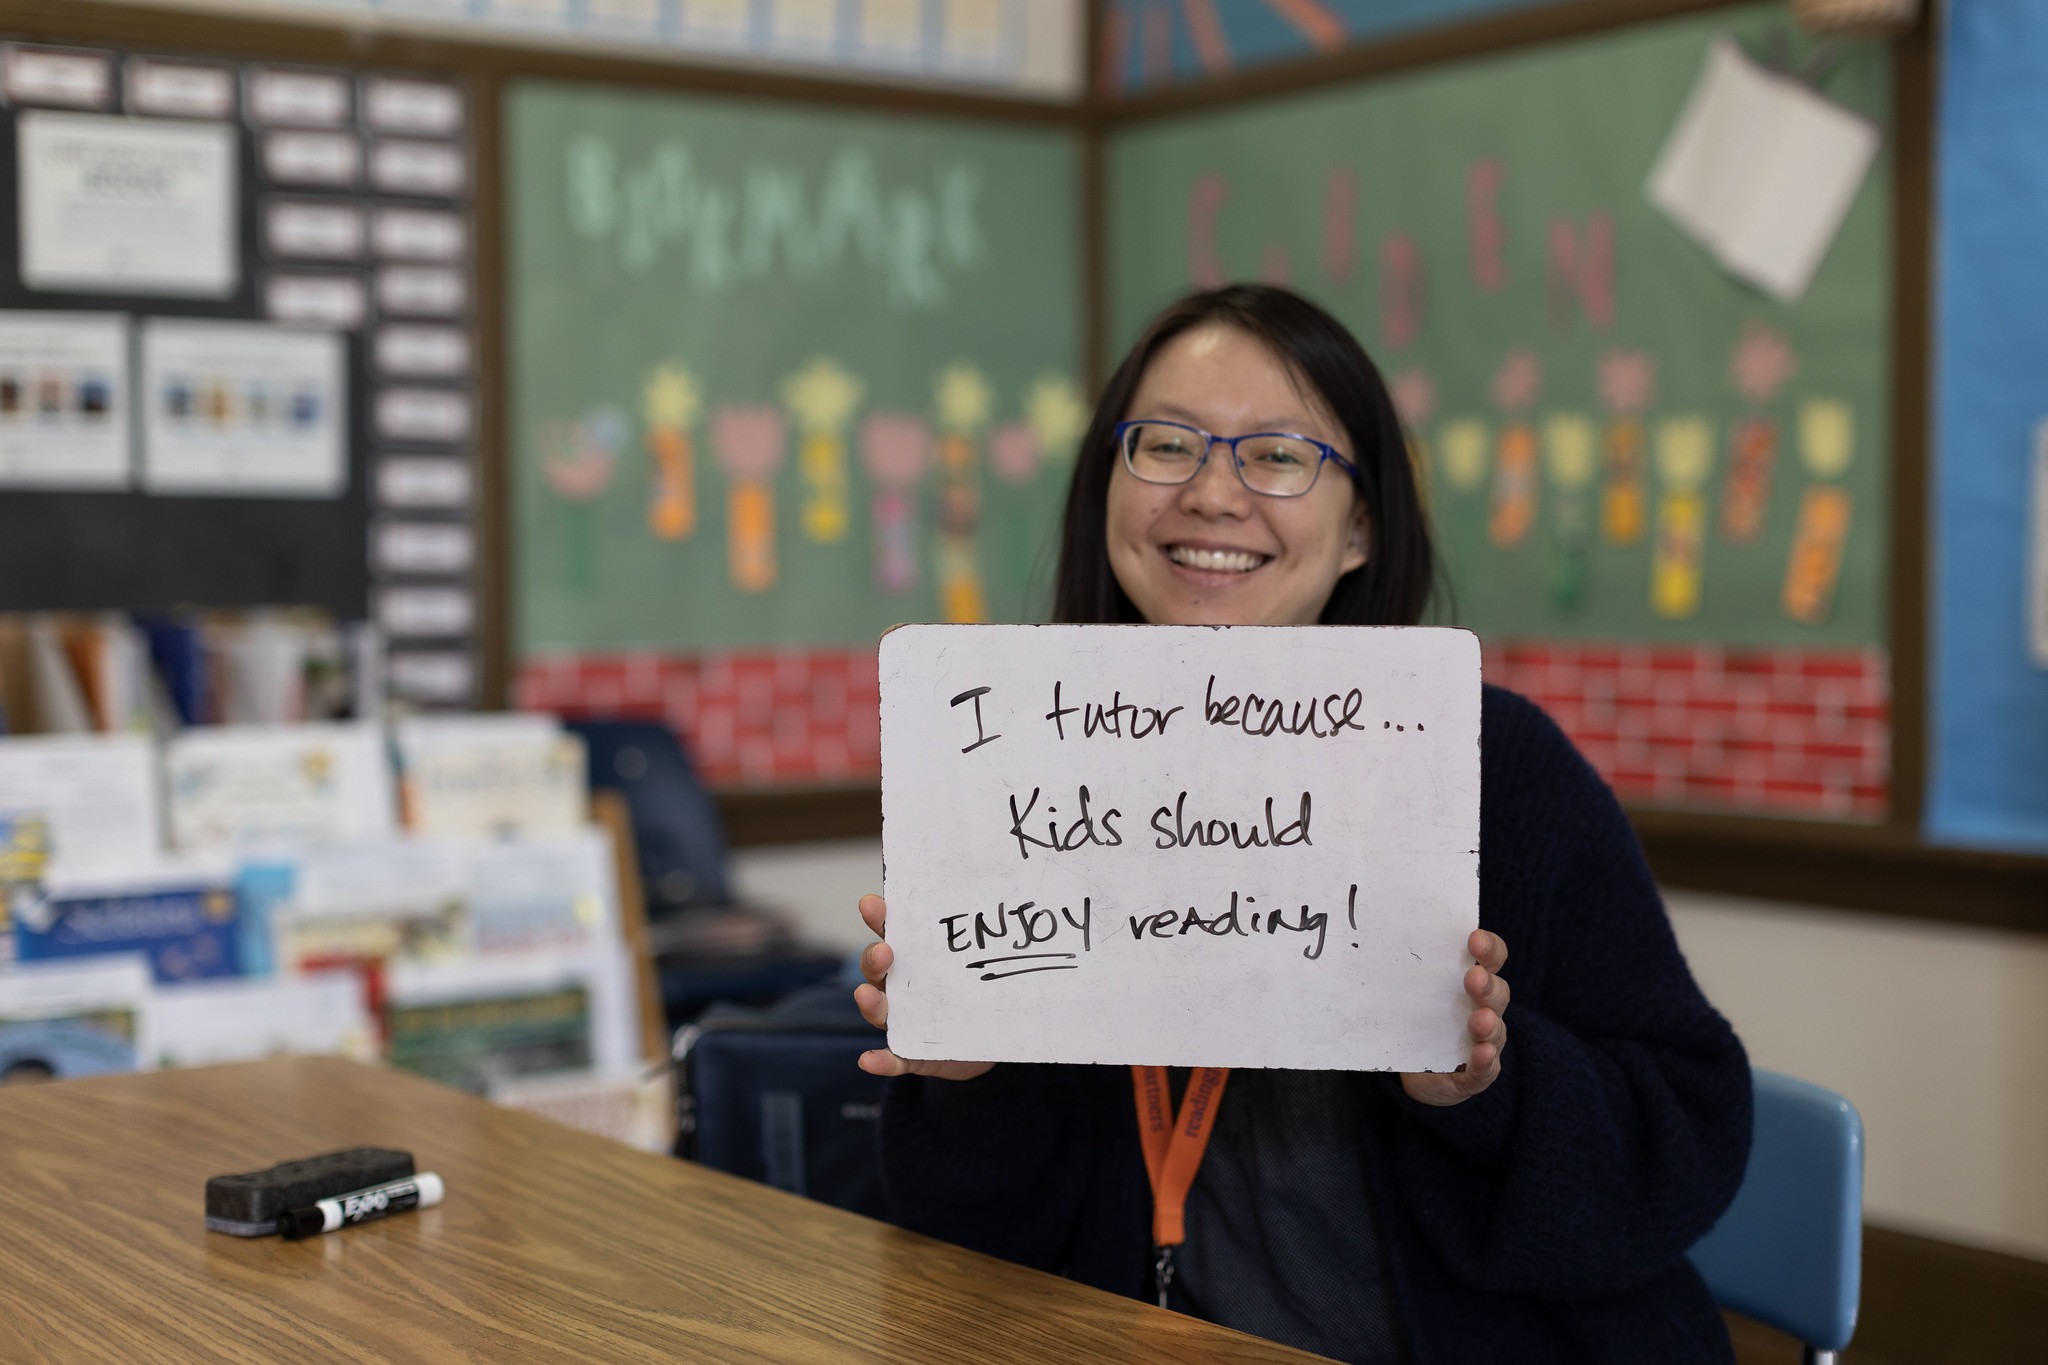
[880,624,1481,1072]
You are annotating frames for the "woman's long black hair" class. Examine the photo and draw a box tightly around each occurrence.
[1051,285,1434,627]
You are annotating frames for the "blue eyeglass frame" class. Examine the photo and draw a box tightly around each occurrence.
[1113,419,1358,498]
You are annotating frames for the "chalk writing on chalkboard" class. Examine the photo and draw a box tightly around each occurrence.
[565,137,985,309]
[880,625,1481,1072]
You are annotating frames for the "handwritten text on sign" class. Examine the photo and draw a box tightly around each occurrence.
[879,625,1481,1071]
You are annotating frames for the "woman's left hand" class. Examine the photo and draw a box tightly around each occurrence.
[1401,929,1510,1107]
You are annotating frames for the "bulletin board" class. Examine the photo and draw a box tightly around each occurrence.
[0,90,371,618]
[0,26,483,707]
[1927,0,2048,855]
[1108,3,1891,652]
[507,82,1084,655]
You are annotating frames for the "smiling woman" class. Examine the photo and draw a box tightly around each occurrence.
[856,286,1752,1365]
[1055,285,1434,630]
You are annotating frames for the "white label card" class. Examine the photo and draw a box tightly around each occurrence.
[247,67,352,127]
[4,46,113,110]
[125,59,236,120]
[362,77,464,136]
[879,624,1481,1071]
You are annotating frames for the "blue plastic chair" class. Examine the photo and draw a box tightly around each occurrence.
[1689,1069,1863,1365]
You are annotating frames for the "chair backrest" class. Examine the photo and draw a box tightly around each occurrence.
[1688,1069,1863,1353]
[675,983,891,1221]
[565,719,731,911]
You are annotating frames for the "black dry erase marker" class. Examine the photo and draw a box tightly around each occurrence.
[277,1172,445,1240]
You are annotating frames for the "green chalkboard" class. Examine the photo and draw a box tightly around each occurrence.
[508,82,1083,655]
[1108,5,1891,649]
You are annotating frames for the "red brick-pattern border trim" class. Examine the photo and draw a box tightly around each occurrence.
[514,649,879,789]
[516,640,1890,819]
[1481,641,1889,821]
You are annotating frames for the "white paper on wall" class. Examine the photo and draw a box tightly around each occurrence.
[140,319,347,497]
[1646,37,1880,303]
[0,311,129,489]
[19,112,237,297]
[879,624,1481,1071]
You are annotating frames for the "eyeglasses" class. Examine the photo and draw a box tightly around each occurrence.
[1114,420,1357,498]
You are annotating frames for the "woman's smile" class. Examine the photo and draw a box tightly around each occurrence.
[1107,324,1368,627]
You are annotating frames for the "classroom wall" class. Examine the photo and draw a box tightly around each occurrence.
[115,0,1086,100]
[1926,0,2048,852]
[1101,0,1564,95]
[1667,891,2048,1263]
[733,836,2048,1264]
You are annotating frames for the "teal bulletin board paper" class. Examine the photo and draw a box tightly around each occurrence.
[1107,4,1891,650]
[508,82,1082,655]
[1926,0,2048,853]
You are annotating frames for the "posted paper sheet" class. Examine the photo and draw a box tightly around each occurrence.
[18,111,237,297]
[879,624,1481,1071]
[0,311,129,489]
[140,319,347,496]
[1647,38,1880,303]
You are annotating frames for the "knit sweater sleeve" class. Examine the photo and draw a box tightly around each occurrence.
[1377,687,1752,1300]
[878,1063,1103,1272]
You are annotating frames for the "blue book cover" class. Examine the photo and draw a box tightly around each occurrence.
[138,616,209,727]
[14,883,243,983]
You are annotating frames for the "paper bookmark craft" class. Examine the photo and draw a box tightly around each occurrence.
[1596,350,1657,546]
[860,413,930,595]
[1782,486,1852,625]
[1023,374,1088,471]
[988,422,1040,484]
[1722,323,1796,544]
[1781,398,1855,624]
[711,406,787,594]
[539,407,624,595]
[1438,418,1489,493]
[1601,419,1648,545]
[641,363,701,542]
[1487,351,1540,548]
[1798,398,1854,480]
[1720,416,1778,544]
[1543,413,1596,608]
[1651,417,1715,619]
[933,364,992,624]
[1389,368,1437,516]
[1490,427,1538,548]
[780,357,864,544]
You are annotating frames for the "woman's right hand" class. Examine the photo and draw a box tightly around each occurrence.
[853,893,996,1081]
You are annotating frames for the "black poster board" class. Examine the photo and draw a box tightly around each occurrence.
[0,101,371,617]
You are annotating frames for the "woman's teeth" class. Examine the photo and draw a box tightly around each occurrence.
[1169,545,1264,573]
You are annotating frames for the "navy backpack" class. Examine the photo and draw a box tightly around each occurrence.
[672,980,892,1222]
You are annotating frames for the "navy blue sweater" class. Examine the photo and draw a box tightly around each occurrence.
[880,685,1751,1364]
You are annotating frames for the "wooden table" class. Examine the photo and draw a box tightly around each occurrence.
[0,1056,1323,1363]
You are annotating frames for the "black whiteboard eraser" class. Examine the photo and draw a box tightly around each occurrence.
[204,1148,415,1237]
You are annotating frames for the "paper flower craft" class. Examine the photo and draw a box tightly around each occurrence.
[782,357,864,544]
[712,405,787,594]
[861,413,931,596]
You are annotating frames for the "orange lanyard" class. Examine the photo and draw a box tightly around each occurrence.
[1131,1064,1230,1306]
